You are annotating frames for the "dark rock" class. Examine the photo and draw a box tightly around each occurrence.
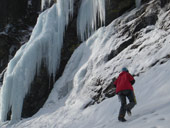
[25,0,41,25]
[83,77,116,108]
[0,34,20,72]
[107,36,135,61]
[83,100,95,109]
[149,54,170,68]
[0,0,27,28]
[160,0,170,7]
[22,63,53,118]
[0,0,41,28]
[105,0,136,25]
[133,14,158,34]
[103,78,116,98]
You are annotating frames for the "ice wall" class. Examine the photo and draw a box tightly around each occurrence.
[41,0,51,10]
[77,0,105,41]
[42,0,106,41]
[136,0,142,8]
[0,0,106,123]
[0,0,74,123]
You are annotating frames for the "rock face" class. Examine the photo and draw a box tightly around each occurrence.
[161,0,170,7]
[0,0,41,74]
[0,0,27,28]
[87,0,170,106]
[22,64,53,118]
[0,0,41,28]
[0,34,19,72]
[105,0,135,25]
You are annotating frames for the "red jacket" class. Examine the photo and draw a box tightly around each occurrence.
[114,71,135,94]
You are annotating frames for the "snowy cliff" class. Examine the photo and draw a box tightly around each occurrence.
[1,0,170,127]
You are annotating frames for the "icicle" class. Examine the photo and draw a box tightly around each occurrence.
[41,0,53,10]
[77,0,105,41]
[0,0,74,123]
[136,0,142,8]
[41,0,48,10]
[57,0,74,51]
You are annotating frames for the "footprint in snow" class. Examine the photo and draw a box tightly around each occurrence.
[151,126,157,128]
[154,113,159,116]
[158,117,165,121]
[142,117,147,120]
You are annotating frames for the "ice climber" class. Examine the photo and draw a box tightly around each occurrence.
[113,67,136,122]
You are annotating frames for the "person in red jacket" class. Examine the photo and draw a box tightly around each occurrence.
[114,67,136,122]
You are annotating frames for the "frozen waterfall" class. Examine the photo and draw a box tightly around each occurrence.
[136,0,142,8]
[77,0,105,41]
[41,0,52,10]
[0,0,106,123]
[0,0,74,123]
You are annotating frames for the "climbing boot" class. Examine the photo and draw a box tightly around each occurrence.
[118,116,127,122]
[126,109,132,116]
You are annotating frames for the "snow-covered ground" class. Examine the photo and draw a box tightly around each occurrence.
[1,61,170,128]
[1,0,170,128]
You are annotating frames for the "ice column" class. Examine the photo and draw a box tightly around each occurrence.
[77,0,105,41]
[136,0,142,8]
[0,0,74,123]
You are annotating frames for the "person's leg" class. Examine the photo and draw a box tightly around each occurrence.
[118,93,127,121]
[126,90,136,115]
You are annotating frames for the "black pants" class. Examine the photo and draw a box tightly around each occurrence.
[118,90,136,118]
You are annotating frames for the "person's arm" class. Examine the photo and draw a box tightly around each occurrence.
[130,79,135,85]
[127,72,135,85]
[113,79,117,88]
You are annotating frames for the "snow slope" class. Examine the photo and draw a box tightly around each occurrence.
[1,0,170,128]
